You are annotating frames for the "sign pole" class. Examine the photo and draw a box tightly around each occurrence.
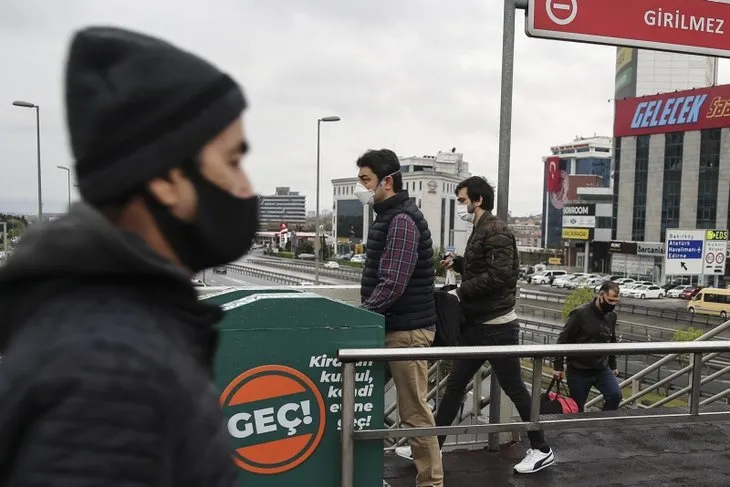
[490,0,528,452]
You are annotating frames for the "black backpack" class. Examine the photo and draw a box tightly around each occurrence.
[432,284,464,347]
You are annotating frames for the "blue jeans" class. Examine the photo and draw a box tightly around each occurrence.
[566,366,621,412]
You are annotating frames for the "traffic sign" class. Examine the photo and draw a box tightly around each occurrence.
[706,229,729,241]
[665,229,705,276]
[526,0,730,58]
[704,237,728,274]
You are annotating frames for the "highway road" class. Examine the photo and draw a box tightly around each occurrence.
[195,269,274,287]
[519,282,689,311]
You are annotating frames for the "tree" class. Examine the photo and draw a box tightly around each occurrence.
[672,327,704,365]
[0,213,28,245]
[296,240,314,256]
[562,288,595,321]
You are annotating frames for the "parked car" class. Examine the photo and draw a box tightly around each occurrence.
[519,265,535,279]
[619,282,640,297]
[526,271,545,284]
[680,286,703,300]
[667,285,692,298]
[551,274,574,288]
[566,276,590,290]
[627,285,665,299]
[324,260,340,269]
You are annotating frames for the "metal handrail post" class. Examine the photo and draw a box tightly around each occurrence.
[689,353,703,416]
[340,362,356,487]
[530,359,543,422]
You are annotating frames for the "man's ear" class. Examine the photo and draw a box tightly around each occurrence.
[147,168,187,207]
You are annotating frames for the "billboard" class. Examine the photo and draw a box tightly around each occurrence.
[562,203,596,228]
[615,84,730,137]
[562,228,591,240]
[526,0,730,58]
[542,157,570,248]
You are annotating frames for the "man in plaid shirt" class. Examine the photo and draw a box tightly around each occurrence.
[354,149,443,487]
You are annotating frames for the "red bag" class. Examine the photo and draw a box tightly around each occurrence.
[540,378,579,414]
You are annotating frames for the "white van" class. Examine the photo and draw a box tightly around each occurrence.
[532,270,567,285]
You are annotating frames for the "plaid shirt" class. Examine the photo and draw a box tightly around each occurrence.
[361,213,420,315]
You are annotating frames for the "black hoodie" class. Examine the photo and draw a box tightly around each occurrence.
[0,204,237,486]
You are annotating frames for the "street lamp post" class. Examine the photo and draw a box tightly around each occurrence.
[314,115,341,285]
[12,101,43,223]
[57,165,71,210]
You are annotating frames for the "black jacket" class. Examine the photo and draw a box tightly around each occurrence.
[0,204,237,486]
[554,299,618,372]
[454,212,519,324]
[361,191,436,331]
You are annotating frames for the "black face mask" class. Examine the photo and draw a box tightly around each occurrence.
[144,162,259,273]
[599,295,616,314]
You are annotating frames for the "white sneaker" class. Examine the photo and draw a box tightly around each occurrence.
[395,445,414,460]
[394,445,443,461]
[514,448,554,474]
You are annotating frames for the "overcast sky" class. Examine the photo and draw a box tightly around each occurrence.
[0,0,728,217]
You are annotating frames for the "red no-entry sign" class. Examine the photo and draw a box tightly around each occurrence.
[527,0,730,58]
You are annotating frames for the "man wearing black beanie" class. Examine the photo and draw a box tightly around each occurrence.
[0,26,257,486]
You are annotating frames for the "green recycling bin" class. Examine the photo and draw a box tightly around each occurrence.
[205,289,385,487]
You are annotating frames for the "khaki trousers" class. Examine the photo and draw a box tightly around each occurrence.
[386,329,444,487]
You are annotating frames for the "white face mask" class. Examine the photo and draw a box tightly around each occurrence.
[456,203,475,223]
[354,171,400,206]
[354,182,374,205]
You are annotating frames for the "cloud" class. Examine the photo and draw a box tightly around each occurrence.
[0,0,728,217]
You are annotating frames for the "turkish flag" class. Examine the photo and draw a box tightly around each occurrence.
[545,157,561,193]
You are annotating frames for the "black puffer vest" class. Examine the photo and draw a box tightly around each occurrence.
[361,191,436,331]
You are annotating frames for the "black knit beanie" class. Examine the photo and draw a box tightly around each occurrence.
[65,26,247,205]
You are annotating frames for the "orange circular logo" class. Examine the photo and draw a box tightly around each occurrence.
[219,365,326,475]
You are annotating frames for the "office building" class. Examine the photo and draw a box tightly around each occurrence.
[611,83,730,281]
[258,187,306,227]
[331,150,472,253]
[615,47,718,100]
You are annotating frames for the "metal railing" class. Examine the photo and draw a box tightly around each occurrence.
[584,319,730,409]
[337,340,730,487]
[226,263,311,285]
[519,288,724,326]
[247,257,362,282]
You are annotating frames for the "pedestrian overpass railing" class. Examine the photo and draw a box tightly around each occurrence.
[337,339,730,487]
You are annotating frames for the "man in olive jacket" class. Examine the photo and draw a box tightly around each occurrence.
[434,176,555,475]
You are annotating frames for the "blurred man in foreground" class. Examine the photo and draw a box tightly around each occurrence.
[0,26,256,486]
